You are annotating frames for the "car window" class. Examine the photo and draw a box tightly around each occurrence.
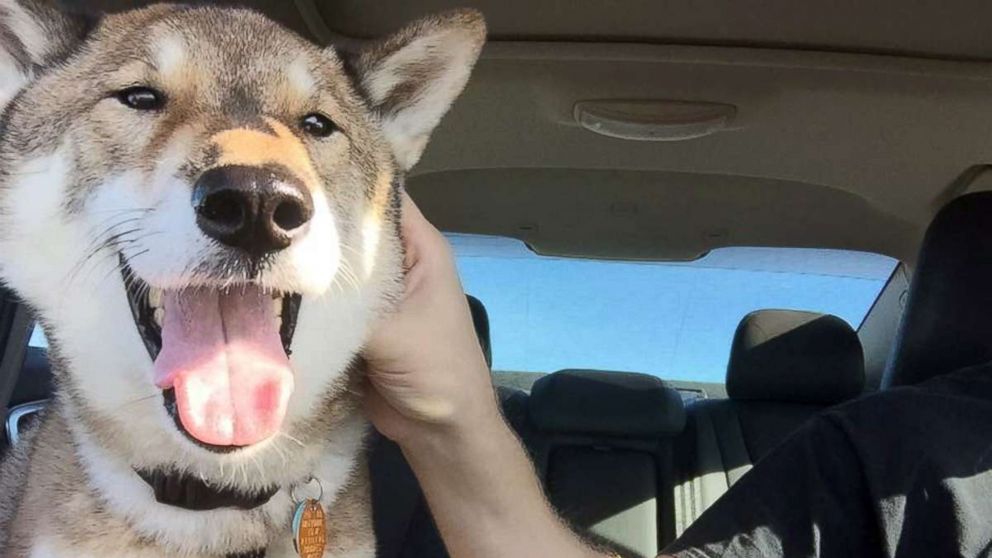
[28,325,47,348]
[450,234,897,383]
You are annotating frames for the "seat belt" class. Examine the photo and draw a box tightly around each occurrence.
[0,290,33,429]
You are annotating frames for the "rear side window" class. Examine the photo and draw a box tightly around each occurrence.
[451,234,897,383]
[29,326,47,348]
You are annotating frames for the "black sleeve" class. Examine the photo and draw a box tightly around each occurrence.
[663,416,882,558]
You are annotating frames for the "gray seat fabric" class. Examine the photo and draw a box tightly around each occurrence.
[674,310,866,535]
[525,370,687,558]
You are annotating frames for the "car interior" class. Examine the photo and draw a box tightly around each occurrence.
[3,2,992,558]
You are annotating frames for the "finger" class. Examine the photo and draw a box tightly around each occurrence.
[398,189,436,242]
[397,189,451,272]
[360,378,390,422]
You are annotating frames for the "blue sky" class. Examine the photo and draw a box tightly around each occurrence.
[451,235,896,384]
[27,235,896,385]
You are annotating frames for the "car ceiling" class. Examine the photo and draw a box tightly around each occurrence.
[71,0,992,263]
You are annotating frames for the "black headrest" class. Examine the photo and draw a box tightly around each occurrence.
[884,192,992,387]
[466,295,491,368]
[528,370,686,437]
[727,310,865,404]
[11,347,53,407]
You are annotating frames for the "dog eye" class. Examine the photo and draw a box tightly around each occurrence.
[300,113,337,138]
[116,87,165,111]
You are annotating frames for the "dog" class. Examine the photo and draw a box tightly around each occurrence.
[0,2,484,556]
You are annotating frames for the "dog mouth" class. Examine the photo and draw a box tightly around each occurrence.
[122,256,302,451]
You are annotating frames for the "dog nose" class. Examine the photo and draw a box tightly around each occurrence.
[192,165,313,256]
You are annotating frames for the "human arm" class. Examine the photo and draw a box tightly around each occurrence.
[363,191,606,558]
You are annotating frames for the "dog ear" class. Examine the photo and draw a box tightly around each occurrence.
[349,9,485,171]
[0,0,91,108]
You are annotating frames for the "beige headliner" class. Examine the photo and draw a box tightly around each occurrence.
[78,0,992,262]
[311,0,992,61]
[403,42,992,261]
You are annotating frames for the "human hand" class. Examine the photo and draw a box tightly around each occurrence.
[363,194,608,558]
[363,191,500,447]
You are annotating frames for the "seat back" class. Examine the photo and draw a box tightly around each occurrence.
[674,310,865,535]
[467,295,492,368]
[884,192,992,387]
[526,369,687,557]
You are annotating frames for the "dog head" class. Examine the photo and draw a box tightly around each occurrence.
[0,0,482,491]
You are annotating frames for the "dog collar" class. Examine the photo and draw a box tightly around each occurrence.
[135,468,279,511]
[136,470,276,557]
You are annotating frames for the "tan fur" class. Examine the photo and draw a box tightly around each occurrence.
[212,119,322,190]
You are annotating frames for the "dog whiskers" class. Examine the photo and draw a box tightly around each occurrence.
[270,438,290,466]
[68,219,144,282]
[113,393,161,412]
[65,208,156,290]
[86,207,154,215]
[276,431,306,448]
[240,461,250,487]
[247,453,265,482]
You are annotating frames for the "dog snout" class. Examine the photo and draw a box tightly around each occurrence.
[192,165,313,256]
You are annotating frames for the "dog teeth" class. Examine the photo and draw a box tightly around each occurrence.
[148,288,163,309]
[272,297,282,316]
[153,308,164,328]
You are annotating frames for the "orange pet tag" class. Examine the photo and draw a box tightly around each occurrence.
[292,498,326,558]
[291,477,326,558]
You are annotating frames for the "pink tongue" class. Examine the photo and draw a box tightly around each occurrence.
[153,286,293,447]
